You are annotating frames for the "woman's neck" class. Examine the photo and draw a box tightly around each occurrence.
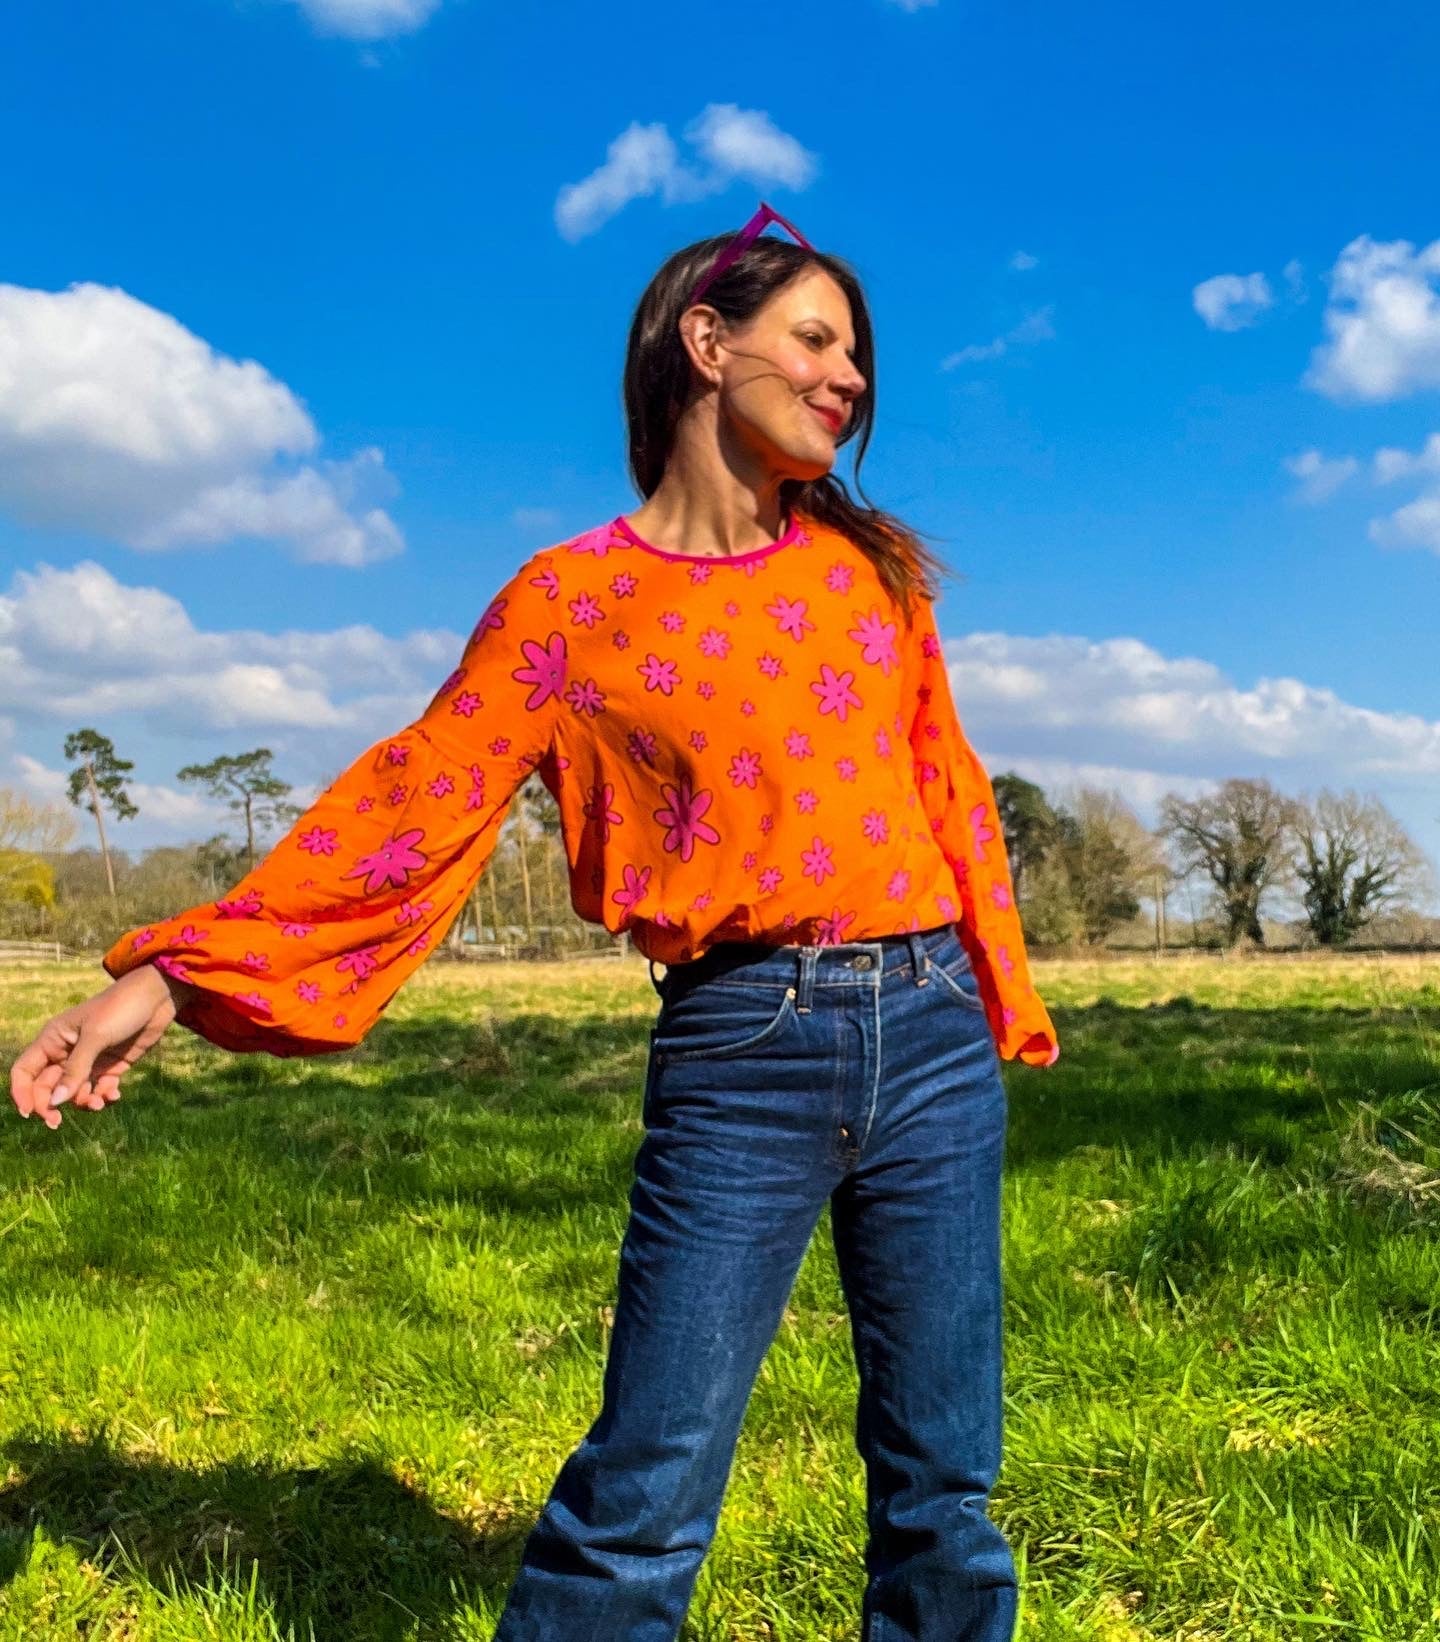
[626,442,791,559]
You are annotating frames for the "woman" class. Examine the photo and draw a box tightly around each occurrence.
[10,201,1057,1640]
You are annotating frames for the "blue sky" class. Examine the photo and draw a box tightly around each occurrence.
[3,0,1438,902]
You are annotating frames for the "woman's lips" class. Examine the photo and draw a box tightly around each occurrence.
[808,404,843,434]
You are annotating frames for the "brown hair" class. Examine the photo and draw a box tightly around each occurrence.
[622,229,952,625]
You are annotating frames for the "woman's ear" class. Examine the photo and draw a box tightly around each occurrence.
[677,306,725,388]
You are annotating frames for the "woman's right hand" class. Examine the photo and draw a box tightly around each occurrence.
[8,965,197,1130]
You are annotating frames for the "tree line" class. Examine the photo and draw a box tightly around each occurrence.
[1,727,1435,955]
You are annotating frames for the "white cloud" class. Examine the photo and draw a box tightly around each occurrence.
[886,0,939,10]
[291,0,441,39]
[941,305,1055,370]
[511,506,562,535]
[0,282,403,566]
[1192,271,1273,331]
[555,104,817,241]
[1363,431,1440,555]
[1283,447,1359,504]
[1304,234,1440,402]
[1009,250,1039,272]
[1373,432,1440,485]
[1282,258,1307,302]
[941,631,1440,791]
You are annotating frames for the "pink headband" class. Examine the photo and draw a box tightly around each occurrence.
[685,200,817,310]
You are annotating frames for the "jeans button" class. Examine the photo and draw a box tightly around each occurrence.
[851,953,874,970]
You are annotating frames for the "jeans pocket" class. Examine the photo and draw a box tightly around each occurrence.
[651,980,799,1064]
[930,937,987,1013]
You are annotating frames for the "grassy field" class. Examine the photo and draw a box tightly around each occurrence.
[2,951,1439,1640]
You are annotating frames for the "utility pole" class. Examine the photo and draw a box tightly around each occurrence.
[1154,870,1167,956]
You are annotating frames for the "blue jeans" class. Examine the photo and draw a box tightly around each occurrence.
[492,924,1016,1641]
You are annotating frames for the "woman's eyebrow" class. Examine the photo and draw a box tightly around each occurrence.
[796,316,858,360]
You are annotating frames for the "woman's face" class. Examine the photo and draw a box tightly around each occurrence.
[689,266,869,483]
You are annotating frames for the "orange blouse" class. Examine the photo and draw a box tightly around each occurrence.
[103,512,1059,1067]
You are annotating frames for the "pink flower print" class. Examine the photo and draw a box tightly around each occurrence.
[637,653,682,695]
[242,951,270,974]
[757,866,783,894]
[280,921,313,938]
[801,835,836,886]
[936,894,957,920]
[653,776,721,863]
[155,953,193,984]
[565,677,607,717]
[216,890,263,918]
[742,850,757,870]
[915,760,940,787]
[825,561,855,594]
[395,898,433,926]
[568,527,616,559]
[1002,1005,1017,1027]
[922,720,942,743]
[997,944,1016,978]
[766,593,816,642]
[387,743,411,767]
[793,526,813,547]
[451,690,482,718]
[569,591,605,629]
[653,908,672,929]
[688,729,707,751]
[336,945,382,984]
[816,906,858,944]
[627,728,658,766]
[795,788,818,814]
[848,607,899,675]
[724,599,741,618]
[488,736,511,756]
[921,631,942,660]
[388,783,408,806]
[342,828,428,895]
[177,923,209,945]
[691,887,715,911]
[784,728,814,760]
[811,663,862,723]
[782,910,797,929]
[874,726,892,758]
[885,869,911,903]
[728,748,762,789]
[740,698,757,716]
[610,570,638,598]
[659,610,685,633]
[332,1012,348,1030]
[297,826,337,859]
[689,562,714,585]
[296,980,322,1004]
[437,666,466,698]
[612,630,631,650]
[233,991,273,1016]
[131,928,155,953]
[835,756,858,782]
[356,795,375,814]
[512,632,568,712]
[611,862,652,923]
[756,651,784,680]
[407,933,430,957]
[470,594,509,645]
[583,782,623,843]
[698,626,731,659]
[465,765,486,812]
[531,568,561,598]
[427,772,455,799]
[990,883,1012,910]
[697,679,716,700]
[861,808,890,845]
[970,804,996,864]
[758,812,774,835]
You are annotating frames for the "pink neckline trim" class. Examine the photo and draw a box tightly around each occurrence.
[611,512,804,565]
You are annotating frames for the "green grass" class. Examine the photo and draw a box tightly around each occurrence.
[2,952,1440,1639]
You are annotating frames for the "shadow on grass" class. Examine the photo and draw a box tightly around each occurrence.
[0,1431,527,1638]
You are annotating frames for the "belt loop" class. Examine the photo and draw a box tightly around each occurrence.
[906,928,930,986]
[648,956,667,999]
[794,945,817,1013]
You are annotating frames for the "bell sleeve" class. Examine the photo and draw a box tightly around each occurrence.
[903,592,1060,1068]
[101,555,570,1057]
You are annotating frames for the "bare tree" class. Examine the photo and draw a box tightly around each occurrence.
[1291,789,1433,946]
[63,728,138,902]
[1160,778,1297,946]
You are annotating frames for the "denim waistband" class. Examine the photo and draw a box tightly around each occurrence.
[649,922,961,1000]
